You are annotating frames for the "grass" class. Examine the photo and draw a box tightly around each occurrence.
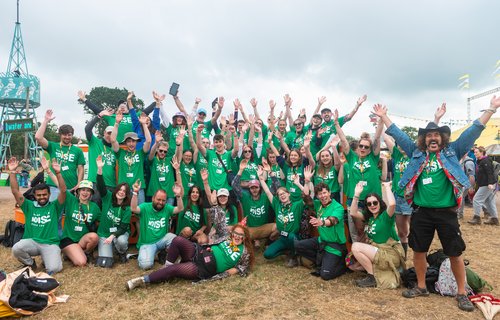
[0,186,497,319]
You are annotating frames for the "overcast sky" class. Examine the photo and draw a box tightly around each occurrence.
[0,0,499,138]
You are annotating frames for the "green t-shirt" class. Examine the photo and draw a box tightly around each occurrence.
[346,149,381,200]
[192,120,213,141]
[103,113,133,144]
[97,192,131,238]
[314,165,340,193]
[239,159,259,181]
[117,149,147,187]
[147,156,175,197]
[342,162,352,198]
[136,202,174,247]
[282,163,304,202]
[365,210,399,244]
[222,205,238,226]
[206,149,233,190]
[314,199,346,256]
[87,136,116,187]
[266,164,284,188]
[176,205,205,235]
[180,162,198,192]
[414,152,456,208]
[319,116,346,148]
[285,130,305,150]
[195,153,208,190]
[272,197,303,234]
[241,193,271,227]
[391,146,409,197]
[212,240,244,273]
[164,125,191,158]
[62,191,101,242]
[45,141,86,190]
[21,199,62,245]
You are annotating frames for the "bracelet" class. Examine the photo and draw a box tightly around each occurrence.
[54,171,61,175]
[485,108,497,114]
[132,191,138,196]
[353,195,359,199]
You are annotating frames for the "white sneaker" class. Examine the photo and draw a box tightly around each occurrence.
[126,277,145,291]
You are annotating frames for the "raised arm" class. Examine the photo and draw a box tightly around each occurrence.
[173,94,188,114]
[478,95,500,126]
[85,115,100,141]
[284,94,294,125]
[433,102,446,124]
[250,98,261,121]
[257,166,274,203]
[210,96,224,126]
[344,94,367,122]
[35,109,55,149]
[7,158,24,206]
[148,131,164,161]
[382,182,396,217]
[95,156,108,197]
[201,169,217,206]
[334,109,350,154]
[303,131,316,167]
[310,96,327,125]
[330,136,342,171]
[383,133,395,152]
[195,124,207,157]
[78,90,103,115]
[130,180,142,214]
[52,159,67,205]
[234,99,249,123]
[372,111,385,156]
[172,182,184,214]
[139,113,152,153]
[110,110,122,152]
[349,182,366,220]
[186,116,198,160]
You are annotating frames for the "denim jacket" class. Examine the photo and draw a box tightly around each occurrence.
[385,119,485,202]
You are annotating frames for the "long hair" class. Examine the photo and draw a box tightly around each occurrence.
[186,186,204,223]
[416,132,450,151]
[285,149,303,167]
[362,192,387,221]
[317,150,333,177]
[232,224,255,269]
[242,145,255,162]
[112,183,131,209]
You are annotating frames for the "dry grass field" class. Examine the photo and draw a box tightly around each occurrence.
[0,186,498,320]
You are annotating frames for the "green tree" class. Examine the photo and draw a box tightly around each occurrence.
[401,126,418,141]
[79,87,145,138]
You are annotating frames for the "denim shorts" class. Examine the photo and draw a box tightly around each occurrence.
[395,194,412,216]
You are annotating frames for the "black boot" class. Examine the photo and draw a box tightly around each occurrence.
[355,274,377,288]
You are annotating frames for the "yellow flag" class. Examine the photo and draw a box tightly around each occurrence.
[458,74,470,80]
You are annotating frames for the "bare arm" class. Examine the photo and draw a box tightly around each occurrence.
[35,109,55,149]
[173,95,188,114]
[172,183,184,214]
[310,96,327,125]
[7,158,24,206]
[110,111,122,152]
[210,97,224,126]
[433,103,446,124]
[349,182,366,220]
[383,133,395,152]
[303,131,316,168]
[140,114,152,153]
[54,160,67,205]
[382,182,396,217]
[257,167,274,203]
[478,95,500,125]
[344,94,367,122]
[195,124,207,157]
[250,98,261,121]
[372,114,384,156]
[284,94,294,125]
[130,180,142,214]
[334,109,350,154]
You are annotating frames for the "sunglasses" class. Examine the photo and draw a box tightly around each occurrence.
[294,123,303,126]
[358,144,371,150]
[157,150,168,154]
[232,231,245,238]
[243,150,252,153]
[366,201,379,207]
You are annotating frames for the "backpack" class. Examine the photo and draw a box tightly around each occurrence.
[492,161,500,180]
[401,266,440,293]
[426,249,448,268]
[2,220,25,248]
[435,258,473,296]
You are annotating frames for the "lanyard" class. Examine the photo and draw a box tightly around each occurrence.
[59,143,72,165]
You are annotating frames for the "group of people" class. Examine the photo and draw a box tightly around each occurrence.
[6,88,500,312]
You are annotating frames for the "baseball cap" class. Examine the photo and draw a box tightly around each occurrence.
[217,188,230,197]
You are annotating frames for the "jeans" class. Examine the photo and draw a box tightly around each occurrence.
[98,233,129,257]
[473,187,498,218]
[137,232,177,270]
[12,239,62,274]
[263,234,297,259]
[48,186,64,238]
[294,237,347,280]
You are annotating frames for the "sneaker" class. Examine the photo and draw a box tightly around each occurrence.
[456,294,474,312]
[285,257,298,268]
[310,270,321,277]
[23,259,37,270]
[126,277,146,291]
[483,217,499,226]
[355,274,377,288]
[119,253,128,264]
[157,250,167,265]
[467,216,481,225]
[402,286,430,298]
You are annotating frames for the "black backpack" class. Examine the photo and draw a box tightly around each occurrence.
[2,220,25,247]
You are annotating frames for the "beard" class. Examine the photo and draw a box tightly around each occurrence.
[153,202,165,211]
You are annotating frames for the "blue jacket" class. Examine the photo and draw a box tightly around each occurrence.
[385,119,485,200]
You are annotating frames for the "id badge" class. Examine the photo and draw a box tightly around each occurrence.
[290,187,296,193]
[109,227,117,233]
[423,177,433,185]
[216,169,223,174]
[188,182,194,187]
[75,226,83,232]
[280,231,289,237]
[62,165,69,171]
[126,172,134,178]
[159,177,166,182]
[360,181,367,186]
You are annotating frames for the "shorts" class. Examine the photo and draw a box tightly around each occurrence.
[395,194,412,216]
[408,206,465,257]
[59,237,77,249]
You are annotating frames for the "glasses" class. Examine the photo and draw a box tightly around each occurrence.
[244,150,252,153]
[358,144,371,150]
[232,231,245,238]
[294,123,303,126]
[366,201,379,207]
[199,113,207,117]
[158,150,168,154]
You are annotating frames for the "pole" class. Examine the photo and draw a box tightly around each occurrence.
[24,86,30,159]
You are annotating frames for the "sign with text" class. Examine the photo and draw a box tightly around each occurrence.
[0,73,40,106]
[2,118,34,133]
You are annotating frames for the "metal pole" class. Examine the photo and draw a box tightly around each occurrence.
[24,86,29,159]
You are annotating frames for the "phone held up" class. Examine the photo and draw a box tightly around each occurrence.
[169,82,180,96]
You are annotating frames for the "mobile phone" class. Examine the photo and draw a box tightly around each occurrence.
[211,97,218,109]
[169,82,180,96]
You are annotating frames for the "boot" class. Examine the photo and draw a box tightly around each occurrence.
[126,277,146,291]
[285,255,298,268]
[484,217,499,226]
[467,215,481,225]
[118,252,128,264]
[355,274,377,288]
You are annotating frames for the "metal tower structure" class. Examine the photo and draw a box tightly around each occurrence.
[0,0,41,168]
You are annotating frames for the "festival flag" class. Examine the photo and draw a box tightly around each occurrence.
[493,60,500,79]
[458,74,470,89]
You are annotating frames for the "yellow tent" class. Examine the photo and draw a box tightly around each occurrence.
[451,118,500,154]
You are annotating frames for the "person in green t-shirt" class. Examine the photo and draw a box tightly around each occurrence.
[111,110,151,205]
[176,186,208,244]
[9,156,67,274]
[35,109,86,196]
[96,156,132,264]
[294,183,347,280]
[336,108,384,243]
[147,132,177,204]
[258,165,312,268]
[131,180,184,270]
[349,181,403,288]
[60,180,101,267]
[314,137,342,203]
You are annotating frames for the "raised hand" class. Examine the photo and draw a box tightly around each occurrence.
[171,157,180,170]
[239,158,249,171]
[233,98,242,110]
[7,157,19,172]
[303,131,312,148]
[173,183,182,197]
[284,94,292,107]
[96,155,104,169]
[195,97,202,104]
[51,158,61,173]
[269,100,276,109]
[242,123,249,133]
[318,96,327,106]
[248,114,255,125]
[257,166,265,180]
[155,130,163,142]
[186,115,194,127]
[77,90,86,101]
[217,96,225,109]
[372,104,387,117]
[304,165,315,181]
[491,95,500,110]
[132,179,141,193]
[250,98,258,109]
[99,108,114,117]
[357,94,368,107]
[434,103,446,120]
[354,181,365,197]
[175,130,185,145]
[44,109,56,123]
[115,110,123,123]
[261,158,271,171]
[139,113,149,125]
[127,91,134,101]
[40,154,50,171]
[333,109,339,123]
[200,169,208,182]
[197,123,205,133]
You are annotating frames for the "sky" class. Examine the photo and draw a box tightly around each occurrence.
[0,0,499,138]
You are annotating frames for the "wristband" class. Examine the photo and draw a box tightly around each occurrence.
[54,171,61,175]
[132,191,138,196]
[485,108,497,114]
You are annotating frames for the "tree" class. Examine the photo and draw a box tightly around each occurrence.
[79,86,145,138]
[401,126,418,141]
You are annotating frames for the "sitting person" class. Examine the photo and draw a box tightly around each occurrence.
[126,199,254,290]
[295,182,347,280]
[8,157,66,274]
[176,186,208,244]
[349,181,405,288]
